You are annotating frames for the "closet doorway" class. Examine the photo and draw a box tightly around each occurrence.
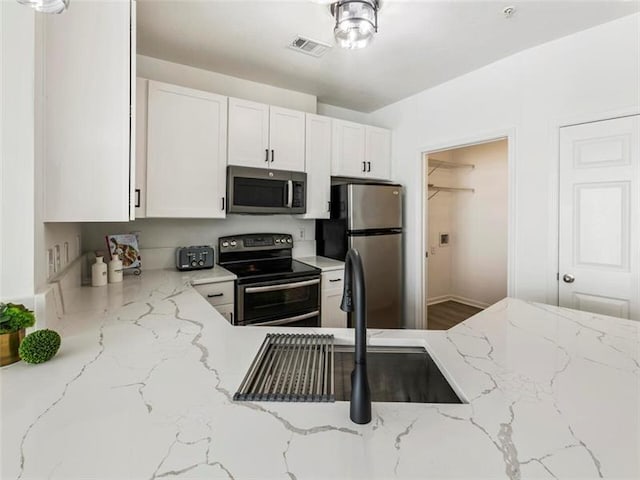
[424,138,509,330]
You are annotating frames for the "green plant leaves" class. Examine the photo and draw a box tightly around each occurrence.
[0,303,36,334]
[18,329,61,364]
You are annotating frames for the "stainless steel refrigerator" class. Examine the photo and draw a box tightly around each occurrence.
[316,183,403,329]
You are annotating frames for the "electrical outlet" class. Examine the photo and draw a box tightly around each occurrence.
[299,229,305,240]
[54,244,61,272]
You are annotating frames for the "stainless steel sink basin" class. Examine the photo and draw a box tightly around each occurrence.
[333,345,464,404]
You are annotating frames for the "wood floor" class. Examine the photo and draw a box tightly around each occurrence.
[427,301,483,330]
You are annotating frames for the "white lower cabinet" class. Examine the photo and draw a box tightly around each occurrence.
[193,281,235,323]
[321,269,347,328]
[214,303,235,324]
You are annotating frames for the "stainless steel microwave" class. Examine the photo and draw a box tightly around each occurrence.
[226,166,306,214]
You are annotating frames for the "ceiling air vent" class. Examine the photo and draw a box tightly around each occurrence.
[288,36,332,58]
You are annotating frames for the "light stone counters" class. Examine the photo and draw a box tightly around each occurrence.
[1,269,639,479]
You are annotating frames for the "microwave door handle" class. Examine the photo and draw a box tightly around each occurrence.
[252,311,320,327]
[245,278,320,293]
[286,180,293,208]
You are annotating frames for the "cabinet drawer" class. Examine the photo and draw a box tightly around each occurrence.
[193,281,235,306]
[215,303,234,324]
[322,270,344,289]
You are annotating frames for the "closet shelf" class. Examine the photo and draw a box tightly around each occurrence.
[427,184,475,200]
[428,159,475,175]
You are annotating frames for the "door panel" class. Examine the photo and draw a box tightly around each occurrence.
[269,106,305,172]
[559,115,639,320]
[332,120,366,177]
[348,184,403,231]
[365,126,392,180]
[228,98,270,168]
[349,233,402,329]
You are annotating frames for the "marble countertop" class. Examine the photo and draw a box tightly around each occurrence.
[2,269,639,479]
[296,256,345,272]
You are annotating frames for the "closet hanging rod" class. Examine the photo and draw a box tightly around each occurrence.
[427,184,475,200]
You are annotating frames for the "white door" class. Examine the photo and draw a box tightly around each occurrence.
[228,97,270,168]
[269,106,305,172]
[332,119,367,178]
[300,114,331,219]
[146,81,227,218]
[559,115,639,320]
[365,126,392,180]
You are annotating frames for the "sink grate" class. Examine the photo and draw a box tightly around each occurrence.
[234,333,335,402]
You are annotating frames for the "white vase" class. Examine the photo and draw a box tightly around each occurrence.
[108,254,123,283]
[91,256,108,287]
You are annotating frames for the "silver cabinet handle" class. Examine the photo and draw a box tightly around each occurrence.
[245,278,320,294]
[562,274,575,283]
[253,310,320,327]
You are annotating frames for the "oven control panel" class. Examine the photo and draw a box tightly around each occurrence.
[219,234,293,253]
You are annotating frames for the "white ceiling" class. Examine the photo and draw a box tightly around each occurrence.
[137,1,639,112]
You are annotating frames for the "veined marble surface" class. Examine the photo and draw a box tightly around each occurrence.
[1,269,639,479]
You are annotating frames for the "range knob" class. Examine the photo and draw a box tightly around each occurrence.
[230,240,237,247]
[191,261,197,267]
[222,241,229,248]
[286,238,292,244]
[275,239,281,244]
[198,260,204,266]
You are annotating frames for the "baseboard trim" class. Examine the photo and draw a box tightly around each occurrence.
[426,295,490,310]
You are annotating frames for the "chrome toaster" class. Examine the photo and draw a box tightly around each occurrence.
[175,245,215,271]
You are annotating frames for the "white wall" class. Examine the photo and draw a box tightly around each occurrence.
[450,140,508,307]
[0,3,35,301]
[81,216,316,260]
[370,13,640,328]
[138,55,317,113]
[317,103,374,124]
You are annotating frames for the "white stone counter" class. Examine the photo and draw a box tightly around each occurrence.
[1,269,638,479]
[296,256,345,272]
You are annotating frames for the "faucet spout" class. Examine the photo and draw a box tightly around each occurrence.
[341,249,371,425]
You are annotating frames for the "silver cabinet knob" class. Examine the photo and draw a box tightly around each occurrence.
[562,274,575,283]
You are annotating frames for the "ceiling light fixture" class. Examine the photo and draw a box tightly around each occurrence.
[16,0,68,14]
[331,0,379,50]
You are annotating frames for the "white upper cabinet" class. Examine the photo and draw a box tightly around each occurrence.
[228,98,270,169]
[228,98,305,172]
[42,0,135,222]
[365,126,392,180]
[332,119,367,177]
[134,77,148,218]
[331,119,392,180]
[269,106,306,172]
[146,81,228,218]
[300,114,332,219]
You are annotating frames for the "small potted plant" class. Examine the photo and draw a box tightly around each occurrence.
[0,303,35,367]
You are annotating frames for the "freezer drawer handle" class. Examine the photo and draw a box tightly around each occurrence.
[245,278,320,294]
[252,311,320,327]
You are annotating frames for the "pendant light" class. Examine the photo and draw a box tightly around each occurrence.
[331,0,379,49]
[16,0,69,14]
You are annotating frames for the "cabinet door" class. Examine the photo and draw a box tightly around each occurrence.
[146,81,227,218]
[215,304,235,324]
[228,97,270,168]
[321,270,347,328]
[332,120,367,178]
[134,77,148,218]
[43,0,133,222]
[299,114,331,219]
[269,106,305,172]
[366,126,392,180]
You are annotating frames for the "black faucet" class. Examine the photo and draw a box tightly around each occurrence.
[340,249,371,425]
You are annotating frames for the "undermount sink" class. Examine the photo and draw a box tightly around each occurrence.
[333,345,464,404]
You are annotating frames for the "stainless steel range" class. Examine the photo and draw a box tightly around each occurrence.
[218,233,321,327]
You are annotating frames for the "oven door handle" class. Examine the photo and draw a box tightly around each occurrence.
[252,311,320,327]
[286,180,293,208]
[244,278,320,293]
